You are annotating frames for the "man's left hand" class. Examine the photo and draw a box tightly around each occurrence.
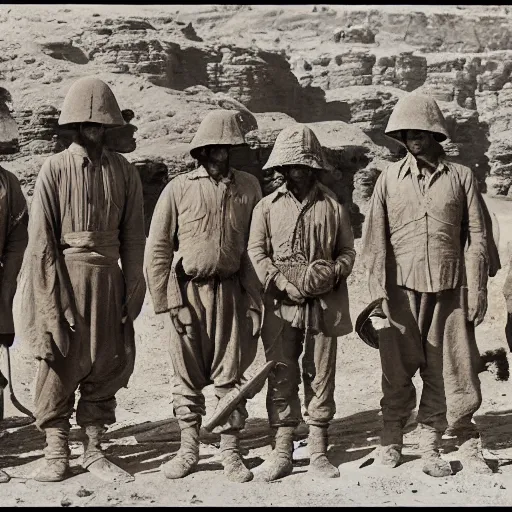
[468,289,488,327]
[334,260,350,284]
[246,310,261,338]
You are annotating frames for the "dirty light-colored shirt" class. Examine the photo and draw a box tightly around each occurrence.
[145,166,262,314]
[361,153,488,298]
[13,142,146,357]
[248,181,356,336]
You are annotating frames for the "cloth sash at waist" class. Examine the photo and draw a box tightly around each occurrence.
[60,230,120,265]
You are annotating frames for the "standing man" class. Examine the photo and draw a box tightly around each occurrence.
[144,109,262,483]
[360,93,491,477]
[14,77,146,483]
[0,162,29,484]
[248,124,356,481]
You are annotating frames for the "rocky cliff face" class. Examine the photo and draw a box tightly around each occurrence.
[1,5,512,237]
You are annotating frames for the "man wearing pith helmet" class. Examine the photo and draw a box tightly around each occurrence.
[145,109,263,483]
[14,77,146,483]
[360,92,492,477]
[248,124,356,481]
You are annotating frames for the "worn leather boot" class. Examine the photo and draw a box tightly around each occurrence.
[220,430,253,483]
[456,435,492,475]
[308,425,339,478]
[378,421,403,468]
[162,425,200,479]
[0,469,10,483]
[33,428,70,482]
[82,424,134,483]
[417,423,452,477]
[258,426,295,482]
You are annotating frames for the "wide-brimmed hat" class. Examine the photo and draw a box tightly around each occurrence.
[385,93,449,144]
[58,77,126,127]
[355,298,384,349]
[189,109,247,159]
[262,124,326,171]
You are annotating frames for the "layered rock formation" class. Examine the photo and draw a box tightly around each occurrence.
[2,4,512,223]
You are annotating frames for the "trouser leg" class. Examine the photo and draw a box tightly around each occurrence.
[210,278,249,434]
[302,332,337,427]
[378,287,424,446]
[34,351,81,431]
[261,306,303,428]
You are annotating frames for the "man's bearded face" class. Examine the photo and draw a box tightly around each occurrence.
[405,129,434,156]
[286,165,314,186]
[204,145,229,178]
[80,122,105,145]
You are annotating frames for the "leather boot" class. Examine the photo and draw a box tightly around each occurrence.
[82,424,134,483]
[417,423,452,477]
[162,425,200,479]
[220,430,253,483]
[378,421,403,468]
[308,425,339,478]
[456,434,492,475]
[33,428,70,482]
[0,469,10,483]
[258,426,294,482]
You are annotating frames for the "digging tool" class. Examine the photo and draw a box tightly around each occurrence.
[203,361,278,433]
[0,344,34,421]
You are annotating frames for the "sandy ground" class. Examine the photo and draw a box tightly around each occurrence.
[0,193,510,507]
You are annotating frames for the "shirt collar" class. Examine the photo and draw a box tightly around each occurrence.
[272,180,324,203]
[188,165,235,184]
[67,142,107,164]
[398,153,449,181]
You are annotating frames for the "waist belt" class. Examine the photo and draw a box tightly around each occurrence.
[61,230,120,264]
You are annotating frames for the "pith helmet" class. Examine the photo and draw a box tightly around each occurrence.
[58,77,126,126]
[189,109,247,159]
[262,124,325,171]
[385,93,449,144]
[355,298,384,350]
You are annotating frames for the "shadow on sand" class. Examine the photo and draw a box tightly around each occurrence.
[4,408,511,478]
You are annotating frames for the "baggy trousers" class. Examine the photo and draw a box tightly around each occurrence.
[169,274,254,433]
[34,255,135,431]
[260,301,337,428]
[378,284,482,441]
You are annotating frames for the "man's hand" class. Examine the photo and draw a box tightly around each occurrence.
[170,305,194,335]
[468,289,488,327]
[285,282,305,304]
[246,309,261,337]
[63,307,76,332]
[371,298,391,330]
[334,260,350,284]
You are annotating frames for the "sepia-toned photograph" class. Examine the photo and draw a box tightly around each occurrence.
[0,3,512,506]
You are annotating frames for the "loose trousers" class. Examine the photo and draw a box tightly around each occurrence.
[34,257,135,431]
[169,275,255,432]
[379,284,482,438]
[260,301,337,428]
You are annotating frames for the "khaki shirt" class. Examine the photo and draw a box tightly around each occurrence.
[248,181,355,336]
[145,166,262,314]
[361,154,488,298]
